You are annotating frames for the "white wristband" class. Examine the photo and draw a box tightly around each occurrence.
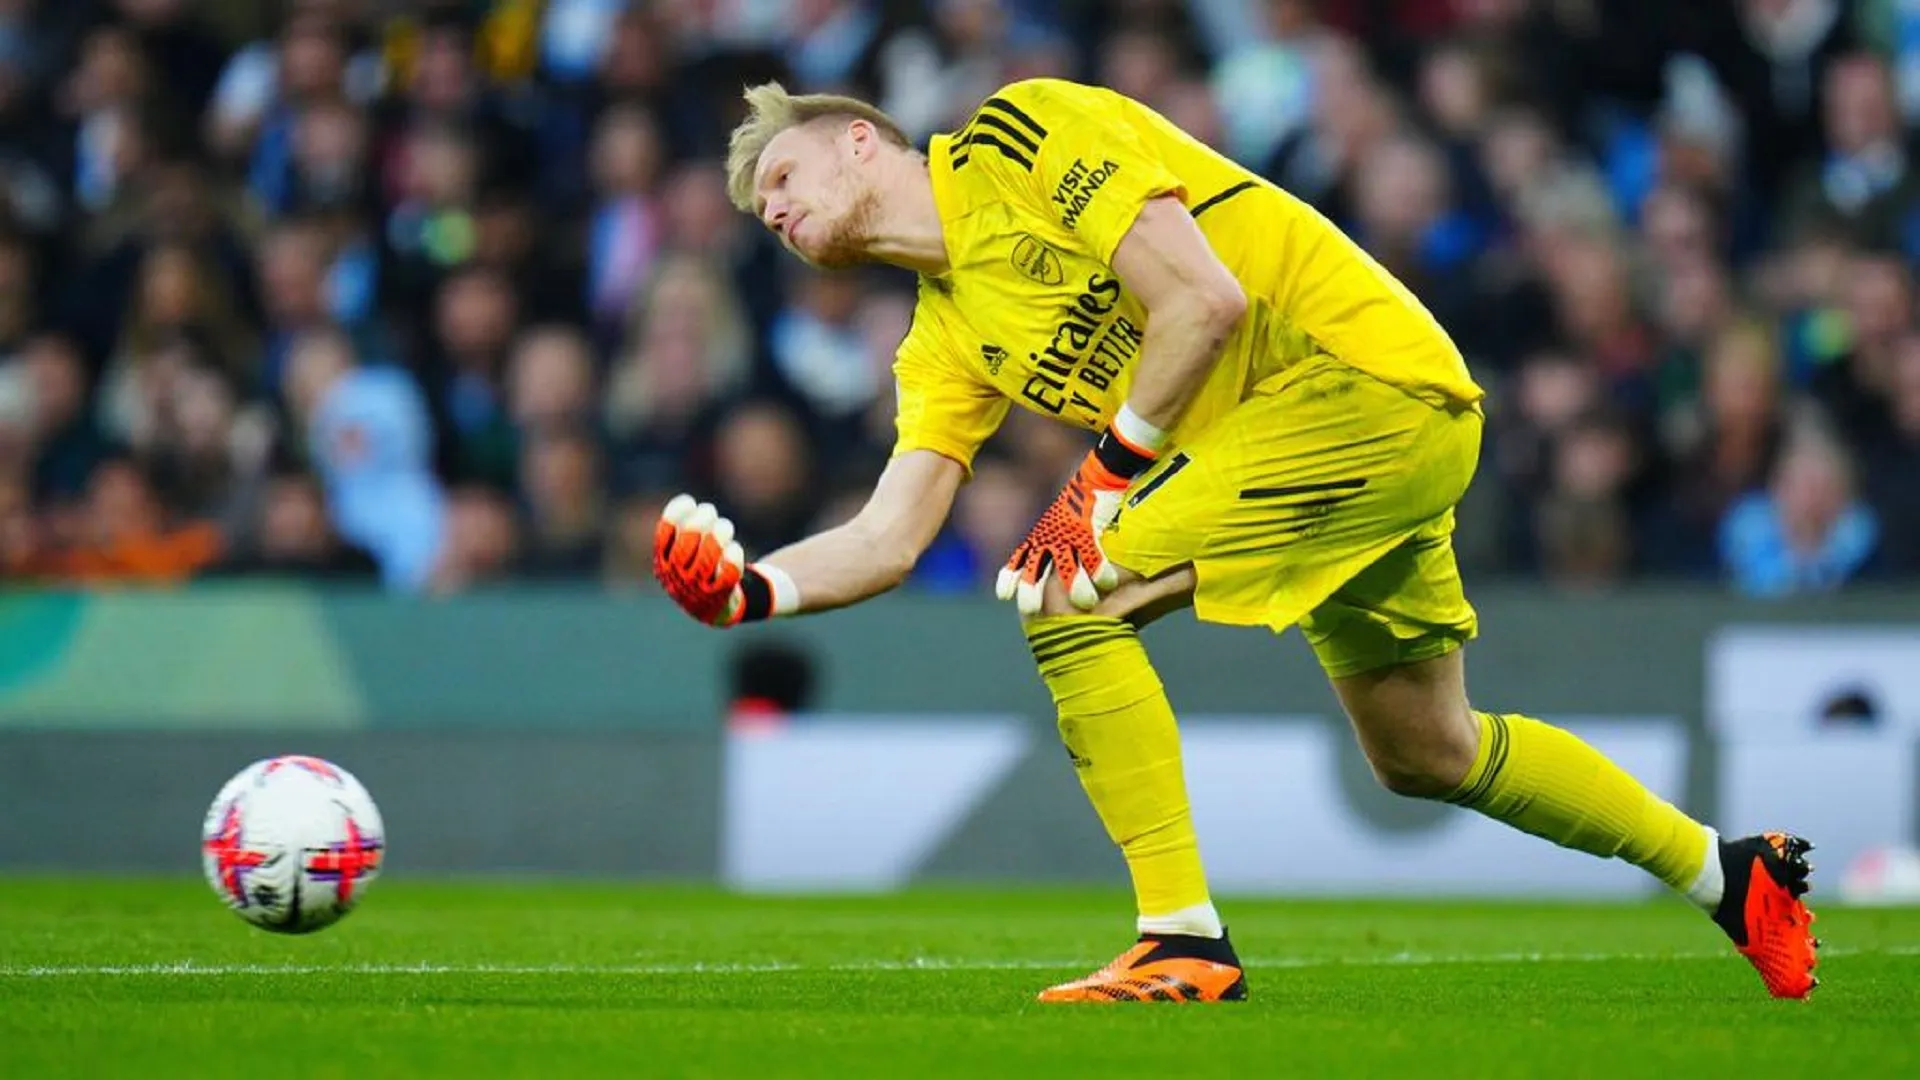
[757,562,802,616]
[1112,404,1169,453]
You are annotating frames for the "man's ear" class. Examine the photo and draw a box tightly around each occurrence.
[845,118,877,161]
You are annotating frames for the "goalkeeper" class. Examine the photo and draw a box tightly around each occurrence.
[654,78,1819,1003]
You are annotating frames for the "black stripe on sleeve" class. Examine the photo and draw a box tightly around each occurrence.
[970,112,1041,154]
[960,131,1034,171]
[1190,180,1257,218]
[981,96,1048,140]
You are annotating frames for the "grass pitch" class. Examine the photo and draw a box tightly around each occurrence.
[1,879,1915,1079]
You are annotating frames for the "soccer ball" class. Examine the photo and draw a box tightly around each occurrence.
[1837,845,1920,906]
[201,755,386,933]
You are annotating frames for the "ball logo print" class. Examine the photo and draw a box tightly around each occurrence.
[202,802,268,907]
[304,816,385,905]
[261,755,343,782]
[200,755,386,934]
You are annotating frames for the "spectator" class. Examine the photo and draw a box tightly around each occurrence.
[1830,250,1913,422]
[17,332,108,504]
[284,98,373,221]
[604,254,751,491]
[767,267,877,431]
[516,425,605,579]
[711,398,817,554]
[914,454,1041,591]
[428,265,522,487]
[3,454,223,585]
[1650,318,1788,575]
[428,482,520,593]
[59,23,157,219]
[1777,51,1920,254]
[205,7,377,166]
[255,220,338,397]
[1349,131,1483,334]
[103,242,256,396]
[1211,0,1328,174]
[381,120,481,317]
[1720,418,1880,597]
[0,234,41,357]
[1535,412,1641,588]
[585,102,667,345]
[601,486,675,587]
[112,0,231,121]
[506,324,598,435]
[1860,332,1920,573]
[284,325,446,592]
[231,15,356,216]
[208,469,379,582]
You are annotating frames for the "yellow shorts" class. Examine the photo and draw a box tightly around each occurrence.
[1101,355,1483,678]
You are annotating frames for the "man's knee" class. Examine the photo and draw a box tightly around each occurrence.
[1334,653,1480,800]
[1366,742,1475,799]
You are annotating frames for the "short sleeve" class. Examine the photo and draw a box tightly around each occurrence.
[958,80,1187,263]
[890,307,1009,476]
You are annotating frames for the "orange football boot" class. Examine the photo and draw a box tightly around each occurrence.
[1037,931,1247,1003]
[1711,832,1821,1000]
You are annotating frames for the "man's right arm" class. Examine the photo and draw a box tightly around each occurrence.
[656,299,1000,627]
[652,449,966,627]
[756,449,965,614]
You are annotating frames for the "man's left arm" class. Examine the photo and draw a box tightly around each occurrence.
[985,84,1247,613]
[1104,195,1248,450]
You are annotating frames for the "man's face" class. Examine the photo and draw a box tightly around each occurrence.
[752,122,879,270]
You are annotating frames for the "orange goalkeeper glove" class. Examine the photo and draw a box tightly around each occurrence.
[996,418,1160,616]
[652,495,792,627]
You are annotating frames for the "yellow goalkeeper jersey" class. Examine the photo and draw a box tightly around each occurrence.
[891,78,1484,472]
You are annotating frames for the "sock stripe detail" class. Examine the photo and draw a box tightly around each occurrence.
[1448,712,1512,807]
[1028,626,1138,667]
[1024,618,1129,653]
[1025,619,1128,646]
[1031,627,1135,662]
[1024,625,1095,654]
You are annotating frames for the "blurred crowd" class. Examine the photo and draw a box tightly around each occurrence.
[2,0,1919,598]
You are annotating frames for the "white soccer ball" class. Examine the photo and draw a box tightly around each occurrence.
[201,755,386,933]
[1837,845,1920,906]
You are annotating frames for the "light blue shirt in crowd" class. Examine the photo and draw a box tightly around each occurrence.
[309,367,447,592]
[1719,494,1880,599]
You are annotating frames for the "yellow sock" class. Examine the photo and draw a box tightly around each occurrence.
[1449,711,1711,892]
[1027,615,1217,934]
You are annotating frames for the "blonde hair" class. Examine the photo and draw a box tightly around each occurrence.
[725,82,910,212]
[604,254,752,436]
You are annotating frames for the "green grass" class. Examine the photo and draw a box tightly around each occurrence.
[1,879,1916,1079]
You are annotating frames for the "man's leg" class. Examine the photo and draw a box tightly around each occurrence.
[1325,645,1820,1000]
[1328,647,1715,891]
[1025,566,1248,1003]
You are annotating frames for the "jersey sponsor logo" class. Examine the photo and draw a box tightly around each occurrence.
[1019,273,1144,422]
[1054,158,1121,231]
[980,343,1008,375]
[1010,233,1065,285]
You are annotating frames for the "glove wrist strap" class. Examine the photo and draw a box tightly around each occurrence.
[1094,429,1157,481]
[1095,404,1165,481]
[736,563,801,623]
